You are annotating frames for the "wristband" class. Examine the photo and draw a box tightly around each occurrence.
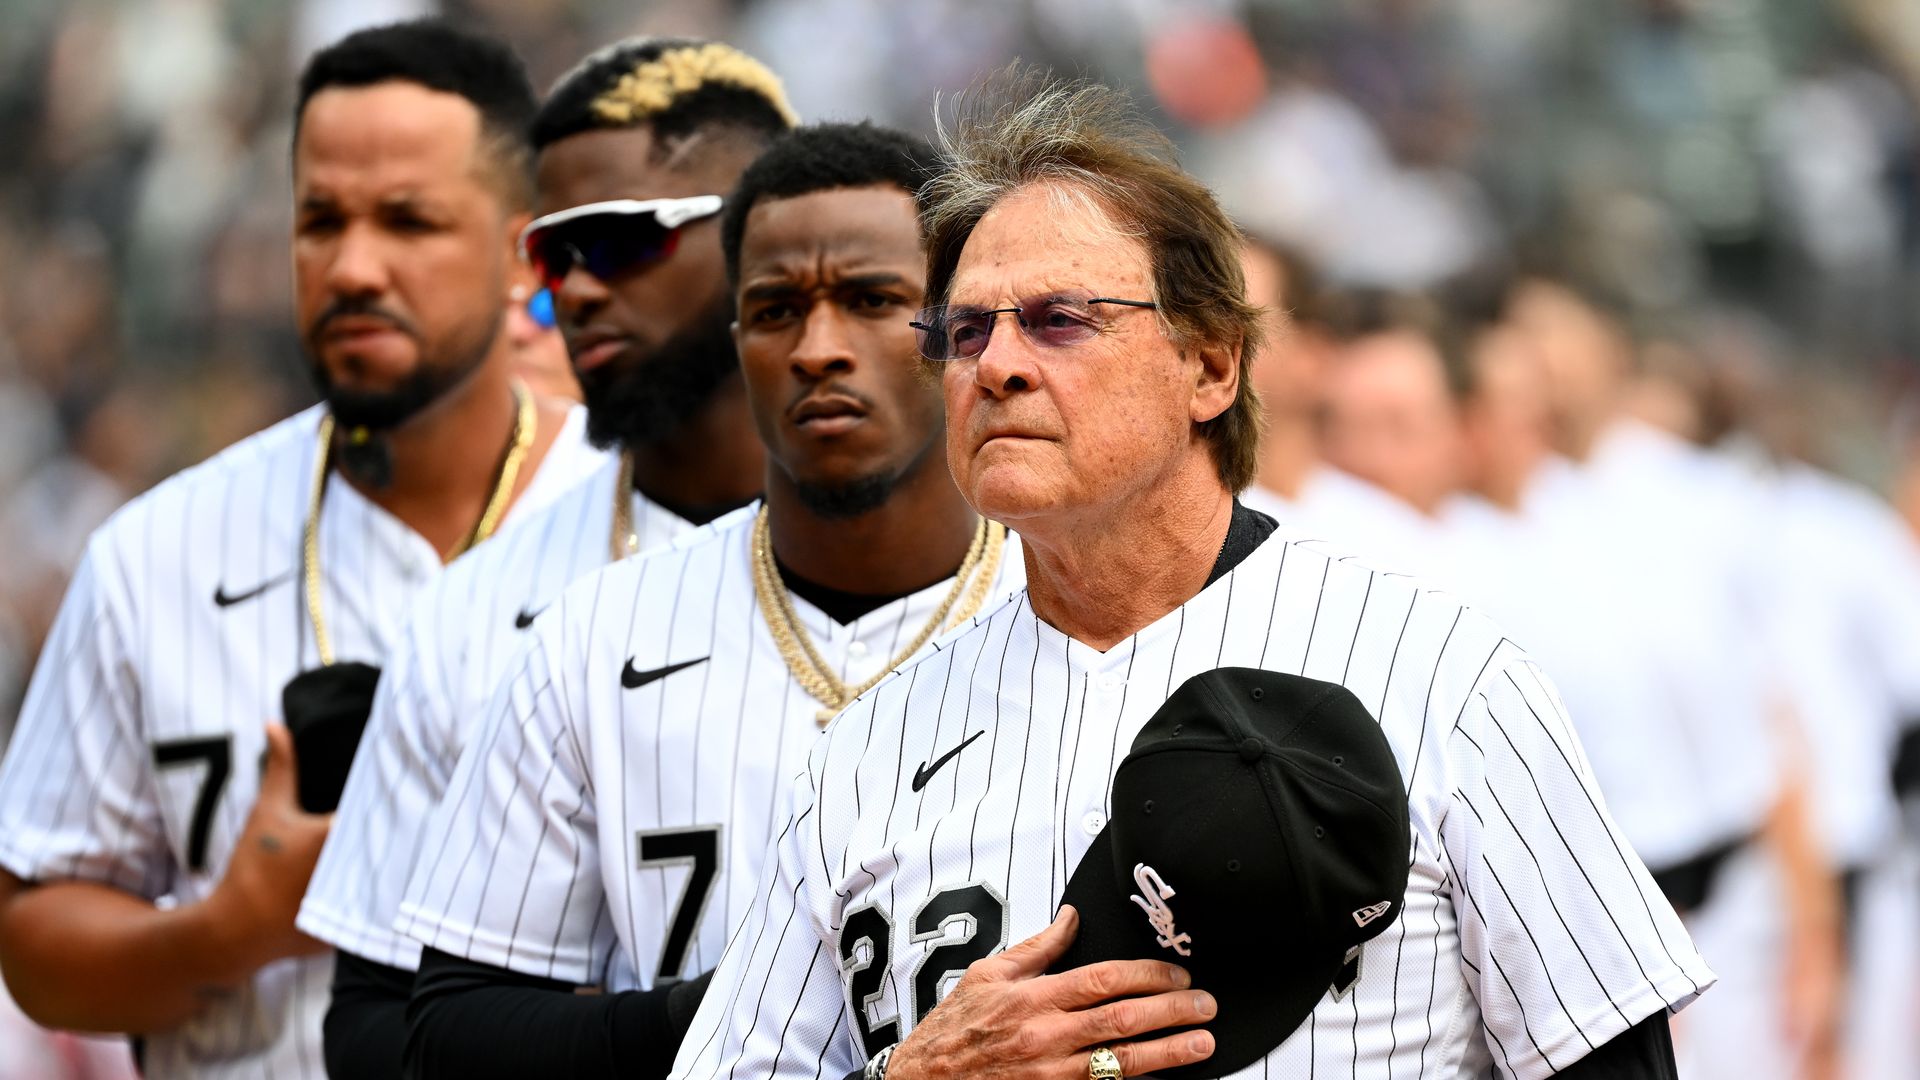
[863,1043,897,1080]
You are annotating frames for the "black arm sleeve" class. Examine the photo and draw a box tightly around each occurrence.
[403,947,711,1080]
[1558,1010,1679,1080]
[1893,724,1920,800]
[325,950,414,1080]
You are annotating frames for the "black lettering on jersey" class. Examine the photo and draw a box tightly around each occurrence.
[1329,944,1363,1001]
[636,825,722,980]
[909,882,1007,1020]
[151,736,233,872]
[838,883,1010,1055]
[838,904,900,1058]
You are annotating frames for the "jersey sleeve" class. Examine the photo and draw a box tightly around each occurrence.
[1442,658,1716,1080]
[669,764,862,1080]
[0,538,171,897]
[1860,517,1920,716]
[299,598,456,970]
[394,622,617,986]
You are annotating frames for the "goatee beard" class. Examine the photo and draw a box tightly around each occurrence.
[579,298,739,451]
[304,298,501,434]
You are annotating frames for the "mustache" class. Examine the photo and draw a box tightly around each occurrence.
[307,297,419,344]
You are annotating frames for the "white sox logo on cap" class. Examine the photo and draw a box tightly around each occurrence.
[1352,901,1393,928]
[1128,863,1193,957]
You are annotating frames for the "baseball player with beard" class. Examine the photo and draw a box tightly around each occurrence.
[296,38,796,1080]
[0,21,605,1079]
[390,122,1025,1079]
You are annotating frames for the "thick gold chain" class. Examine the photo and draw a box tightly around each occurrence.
[750,506,1007,724]
[303,383,535,666]
[609,450,638,561]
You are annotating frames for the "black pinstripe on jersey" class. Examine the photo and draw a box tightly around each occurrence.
[669,527,1714,1080]
[394,507,1025,996]
[0,406,603,1079]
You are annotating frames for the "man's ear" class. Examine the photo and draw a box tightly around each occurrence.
[504,210,536,296]
[1190,338,1242,424]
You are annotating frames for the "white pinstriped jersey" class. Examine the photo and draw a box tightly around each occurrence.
[394,505,1026,993]
[0,404,604,1080]
[671,526,1714,1080]
[298,451,694,972]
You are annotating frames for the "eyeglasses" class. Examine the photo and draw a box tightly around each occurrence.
[518,196,724,293]
[910,291,1157,362]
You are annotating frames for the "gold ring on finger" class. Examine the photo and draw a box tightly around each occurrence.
[1088,1046,1123,1080]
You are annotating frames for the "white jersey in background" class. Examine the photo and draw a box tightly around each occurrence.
[299,451,694,973]
[1756,460,1920,869]
[672,526,1712,1080]
[1241,464,1458,580]
[0,404,602,1080]
[395,506,1026,992]
[1566,422,1781,868]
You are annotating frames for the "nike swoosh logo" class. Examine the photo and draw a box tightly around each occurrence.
[212,572,293,609]
[622,656,709,690]
[514,606,547,630]
[912,730,985,792]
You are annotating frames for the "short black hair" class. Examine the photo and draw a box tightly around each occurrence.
[294,18,537,209]
[720,122,940,284]
[532,38,795,156]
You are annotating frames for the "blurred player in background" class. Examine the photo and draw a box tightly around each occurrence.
[297,36,794,1080]
[0,20,605,1079]
[1446,277,1844,1080]
[1237,238,1442,572]
[1659,326,1920,1078]
[505,287,581,403]
[1314,291,1465,576]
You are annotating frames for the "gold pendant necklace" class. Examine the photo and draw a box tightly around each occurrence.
[750,506,1007,724]
[303,383,536,666]
[609,450,638,562]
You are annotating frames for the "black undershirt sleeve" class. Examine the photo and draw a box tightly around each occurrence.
[1559,1010,1680,1080]
[326,950,414,1080]
[403,946,711,1080]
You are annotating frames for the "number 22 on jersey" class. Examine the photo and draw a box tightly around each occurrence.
[837,882,1008,1058]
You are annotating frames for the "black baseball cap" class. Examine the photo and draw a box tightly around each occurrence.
[1050,668,1411,1079]
[282,661,381,814]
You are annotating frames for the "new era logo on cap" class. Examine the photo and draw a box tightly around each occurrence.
[1352,901,1393,928]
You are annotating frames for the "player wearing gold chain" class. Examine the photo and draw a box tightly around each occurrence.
[0,22,611,1080]
[297,36,794,1080]
[752,507,1008,722]
[394,121,1024,1080]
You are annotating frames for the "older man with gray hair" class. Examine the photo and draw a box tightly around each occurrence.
[670,76,1710,1080]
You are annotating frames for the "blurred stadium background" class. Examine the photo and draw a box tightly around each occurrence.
[2,0,1920,1075]
[2,0,1919,727]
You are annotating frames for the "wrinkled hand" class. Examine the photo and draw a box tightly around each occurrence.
[208,724,332,968]
[885,906,1216,1080]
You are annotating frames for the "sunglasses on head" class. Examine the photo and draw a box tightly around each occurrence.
[911,290,1157,362]
[518,195,725,294]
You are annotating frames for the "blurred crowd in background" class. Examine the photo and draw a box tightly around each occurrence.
[5,0,1920,1076]
[5,0,1920,734]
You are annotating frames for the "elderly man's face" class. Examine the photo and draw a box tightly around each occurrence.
[942,184,1207,525]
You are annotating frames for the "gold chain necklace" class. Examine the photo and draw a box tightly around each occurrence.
[303,383,536,666]
[751,506,1007,723]
[609,450,638,561]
